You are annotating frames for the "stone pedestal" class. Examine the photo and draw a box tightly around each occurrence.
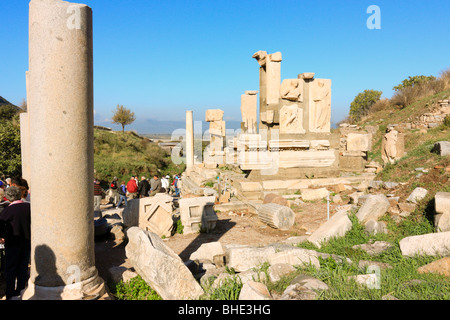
[22,0,108,300]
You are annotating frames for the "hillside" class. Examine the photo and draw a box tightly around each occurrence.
[349,82,450,218]
[93,128,185,184]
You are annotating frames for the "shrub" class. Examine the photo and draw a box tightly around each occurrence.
[349,90,382,122]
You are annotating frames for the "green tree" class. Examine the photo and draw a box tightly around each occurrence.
[349,89,382,122]
[112,104,136,133]
[393,75,436,91]
[0,116,22,177]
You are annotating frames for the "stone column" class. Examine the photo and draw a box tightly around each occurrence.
[20,70,30,181]
[22,0,107,300]
[185,110,194,169]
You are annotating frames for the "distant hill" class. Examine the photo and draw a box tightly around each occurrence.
[0,96,19,109]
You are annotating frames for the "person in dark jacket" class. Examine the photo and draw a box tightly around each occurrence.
[0,186,31,299]
[116,181,127,208]
[137,176,150,198]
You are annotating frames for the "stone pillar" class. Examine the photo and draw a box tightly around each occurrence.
[23,0,107,300]
[185,110,194,169]
[20,70,30,181]
[241,91,258,134]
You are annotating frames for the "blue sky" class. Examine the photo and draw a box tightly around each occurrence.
[1,0,449,133]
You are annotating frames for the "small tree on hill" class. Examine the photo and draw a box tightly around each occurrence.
[112,104,136,133]
[393,75,436,91]
[349,89,382,122]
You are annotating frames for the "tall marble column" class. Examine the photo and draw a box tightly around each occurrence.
[185,110,194,169]
[22,0,107,300]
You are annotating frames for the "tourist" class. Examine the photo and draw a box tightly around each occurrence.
[149,175,162,197]
[137,176,150,198]
[126,176,138,199]
[172,174,181,197]
[11,177,30,202]
[110,177,119,206]
[161,175,170,193]
[116,181,127,208]
[5,178,11,189]
[0,186,31,300]
[93,179,104,218]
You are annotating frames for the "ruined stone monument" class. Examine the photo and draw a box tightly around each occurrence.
[22,0,108,300]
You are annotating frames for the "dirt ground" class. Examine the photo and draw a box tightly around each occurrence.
[94,199,339,281]
[0,199,339,299]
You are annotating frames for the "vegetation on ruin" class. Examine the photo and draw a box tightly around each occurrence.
[93,128,185,185]
[0,101,23,178]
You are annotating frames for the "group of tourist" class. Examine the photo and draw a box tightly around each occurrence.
[99,173,182,209]
[0,176,31,300]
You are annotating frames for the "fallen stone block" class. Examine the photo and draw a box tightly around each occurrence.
[239,281,272,300]
[301,188,329,201]
[307,211,352,248]
[435,192,450,215]
[267,248,320,270]
[406,187,428,204]
[356,194,390,223]
[189,242,225,262]
[399,231,450,257]
[125,227,204,300]
[417,257,450,277]
[225,245,276,272]
[268,264,296,283]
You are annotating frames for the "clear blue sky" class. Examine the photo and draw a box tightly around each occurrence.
[1,0,449,133]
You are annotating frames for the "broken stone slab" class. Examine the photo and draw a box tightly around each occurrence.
[399,231,450,257]
[280,283,317,300]
[364,219,388,235]
[224,245,276,272]
[189,242,225,263]
[352,241,393,256]
[125,227,204,300]
[431,141,450,156]
[307,211,352,249]
[267,248,320,270]
[268,263,296,283]
[239,281,272,300]
[406,187,428,204]
[356,194,390,223]
[108,266,138,285]
[301,188,329,201]
[290,274,329,291]
[435,213,450,233]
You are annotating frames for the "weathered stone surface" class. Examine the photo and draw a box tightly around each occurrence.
[399,231,450,257]
[307,211,352,248]
[125,227,204,300]
[268,264,296,283]
[205,109,224,122]
[417,257,450,277]
[364,219,388,235]
[301,188,329,201]
[356,194,390,223]
[189,242,225,262]
[347,133,371,152]
[225,245,276,272]
[435,213,450,232]
[267,248,320,269]
[435,192,450,214]
[280,283,317,300]
[352,241,393,256]
[406,187,428,204]
[239,281,272,300]
[122,195,174,238]
[108,266,138,285]
[179,196,218,234]
[290,274,329,291]
[257,203,295,230]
